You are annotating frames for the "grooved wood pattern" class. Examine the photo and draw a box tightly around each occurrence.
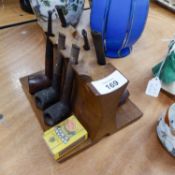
[0,3,175,175]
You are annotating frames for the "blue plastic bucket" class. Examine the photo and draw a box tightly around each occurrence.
[90,0,149,58]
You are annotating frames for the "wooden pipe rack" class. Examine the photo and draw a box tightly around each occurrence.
[20,10,143,162]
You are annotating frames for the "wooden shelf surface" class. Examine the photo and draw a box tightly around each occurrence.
[0,0,36,29]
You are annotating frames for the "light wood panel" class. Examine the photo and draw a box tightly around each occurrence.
[0,3,175,175]
[0,0,36,28]
[0,0,90,29]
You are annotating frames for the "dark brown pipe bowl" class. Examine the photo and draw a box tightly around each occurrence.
[44,102,70,126]
[28,74,51,94]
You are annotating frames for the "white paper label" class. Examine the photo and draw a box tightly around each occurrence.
[91,71,128,95]
[145,77,162,97]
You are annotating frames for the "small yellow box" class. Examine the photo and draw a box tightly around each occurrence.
[43,115,88,160]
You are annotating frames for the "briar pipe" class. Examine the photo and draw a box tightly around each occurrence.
[91,31,129,105]
[34,33,66,110]
[91,31,106,65]
[55,6,67,28]
[82,29,90,51]
[43,44,80,126]
[45,11,54,37]
[28,11,54,94]
[118,89,130,106]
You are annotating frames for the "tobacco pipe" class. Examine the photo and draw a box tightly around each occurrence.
[91,31,106,65]
[45,11,54,37]
[82,29,90,51]
[34,33,66,109]
[28,11,54,94]
[55,6,67,28]
[91,31,129,105]
[43,44,80,126]
[118,89,130,106]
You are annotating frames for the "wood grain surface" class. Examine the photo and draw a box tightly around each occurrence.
[0,0,36,28]
[0,2,175,175]
[0,0,90,29]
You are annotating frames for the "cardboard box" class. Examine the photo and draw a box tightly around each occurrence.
[43,115,88,160]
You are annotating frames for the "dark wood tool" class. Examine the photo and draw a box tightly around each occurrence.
[34,33,66,109]
[28,11,54,94]
[43,44,80,126]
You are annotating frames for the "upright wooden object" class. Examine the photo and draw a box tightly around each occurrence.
[20,10,143,161]
[58,27,142,144]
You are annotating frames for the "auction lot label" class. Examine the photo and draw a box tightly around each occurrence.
[91,71,128,95]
